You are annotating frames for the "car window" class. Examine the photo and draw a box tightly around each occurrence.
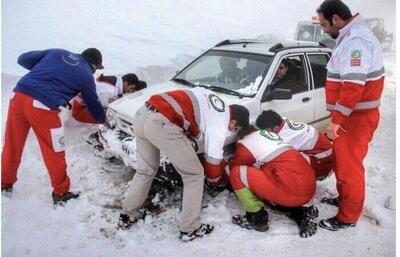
[308,54,329,89]
[297,26,315,41]
[174,50,273,96]
[315,26,331,42]
[272,54,309,94]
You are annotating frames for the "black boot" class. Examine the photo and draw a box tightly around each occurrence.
[52,192,80,205]
[179,223,215,242]
[301,205,319,219]
[273,205,319,220]
[285,205,319,238]
[321,197,339,207]
[298,218,318,238]
[246,208,269,232]
[118,210,147,230]
[1,184,13,198]
[232,208,269,232]
[319,217,355,231]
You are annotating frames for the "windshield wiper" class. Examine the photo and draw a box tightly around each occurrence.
[172,78,195,87]
[196,84,243,97]
[173,79,243,97]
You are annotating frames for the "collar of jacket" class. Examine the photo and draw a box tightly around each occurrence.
[336,13,363,46]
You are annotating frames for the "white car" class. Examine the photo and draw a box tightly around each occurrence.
[100,39,331,169]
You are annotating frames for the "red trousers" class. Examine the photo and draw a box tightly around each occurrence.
[230,150,316,207]
[1,92,70,194]
[309,133,335,179]
[334,109,380,223]
[71,99,97,124]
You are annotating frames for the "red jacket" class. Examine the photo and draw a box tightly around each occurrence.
[325,15,384,125]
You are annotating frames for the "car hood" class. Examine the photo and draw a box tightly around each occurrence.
[108,80,254,122]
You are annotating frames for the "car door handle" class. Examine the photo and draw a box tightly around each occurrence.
[302,97,311,102]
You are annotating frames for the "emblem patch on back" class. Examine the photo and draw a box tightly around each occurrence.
[260,130,282,141]
[209,94,225,112]
[286,119,305,130]
[350,50,362,66]
[62,53,80,66]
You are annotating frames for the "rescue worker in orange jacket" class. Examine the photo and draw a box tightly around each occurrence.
[226,125,318,238]
[256,110,334,180]
[317,0,384,230]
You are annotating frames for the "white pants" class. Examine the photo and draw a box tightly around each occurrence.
[122,105,204,232]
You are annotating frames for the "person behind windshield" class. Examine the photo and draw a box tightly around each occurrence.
[243,60,264,82]
[216,57,247,84]
[272,59,303,94]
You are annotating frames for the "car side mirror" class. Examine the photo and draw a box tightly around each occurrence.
[261,87,293,102]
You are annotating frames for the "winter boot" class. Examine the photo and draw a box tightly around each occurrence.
[1,184,13,198]
[298,217,318,238]
[301,205,319,219]
[52,192,80,205]
[283,205,318,238]
[232,208,269,232]
[118,210,147,230]
[319,217,356,231]
[179,223,215,242]
[321,197,339,207]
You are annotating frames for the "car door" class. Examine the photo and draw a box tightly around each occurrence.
[261,53,315,123]
[306,52,331,130]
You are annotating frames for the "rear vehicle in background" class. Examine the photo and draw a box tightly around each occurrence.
[294,17,393,51]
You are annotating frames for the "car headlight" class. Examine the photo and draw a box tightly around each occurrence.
[106,108,117,128]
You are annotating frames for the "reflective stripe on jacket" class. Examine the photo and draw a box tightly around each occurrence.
[325,14,384,124]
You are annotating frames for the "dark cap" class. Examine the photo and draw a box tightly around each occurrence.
[81,48,104,69]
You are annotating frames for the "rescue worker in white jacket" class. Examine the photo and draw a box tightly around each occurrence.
[72,73,146,123]
[256,110,334,180]
[118,87,250,242]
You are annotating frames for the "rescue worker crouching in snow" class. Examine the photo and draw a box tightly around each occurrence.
[316,0,385,231]
[72,73,147,124]
[256,109,334,180]
[71,73,147,149]
[225,123,318,238]
[1,48,106,205]
[117,87,250,242]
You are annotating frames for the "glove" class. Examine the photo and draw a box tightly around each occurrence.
[205,178,228,193]
[58,105,72,123]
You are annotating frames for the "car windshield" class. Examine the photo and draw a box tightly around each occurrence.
[173,50,273,97]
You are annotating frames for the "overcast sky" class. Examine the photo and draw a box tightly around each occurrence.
[1,0,396,76]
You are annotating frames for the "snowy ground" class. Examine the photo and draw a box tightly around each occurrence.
[1,0,397,256]
[1,50,396,257]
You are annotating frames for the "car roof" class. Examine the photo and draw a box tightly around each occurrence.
[211,39,330,55]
